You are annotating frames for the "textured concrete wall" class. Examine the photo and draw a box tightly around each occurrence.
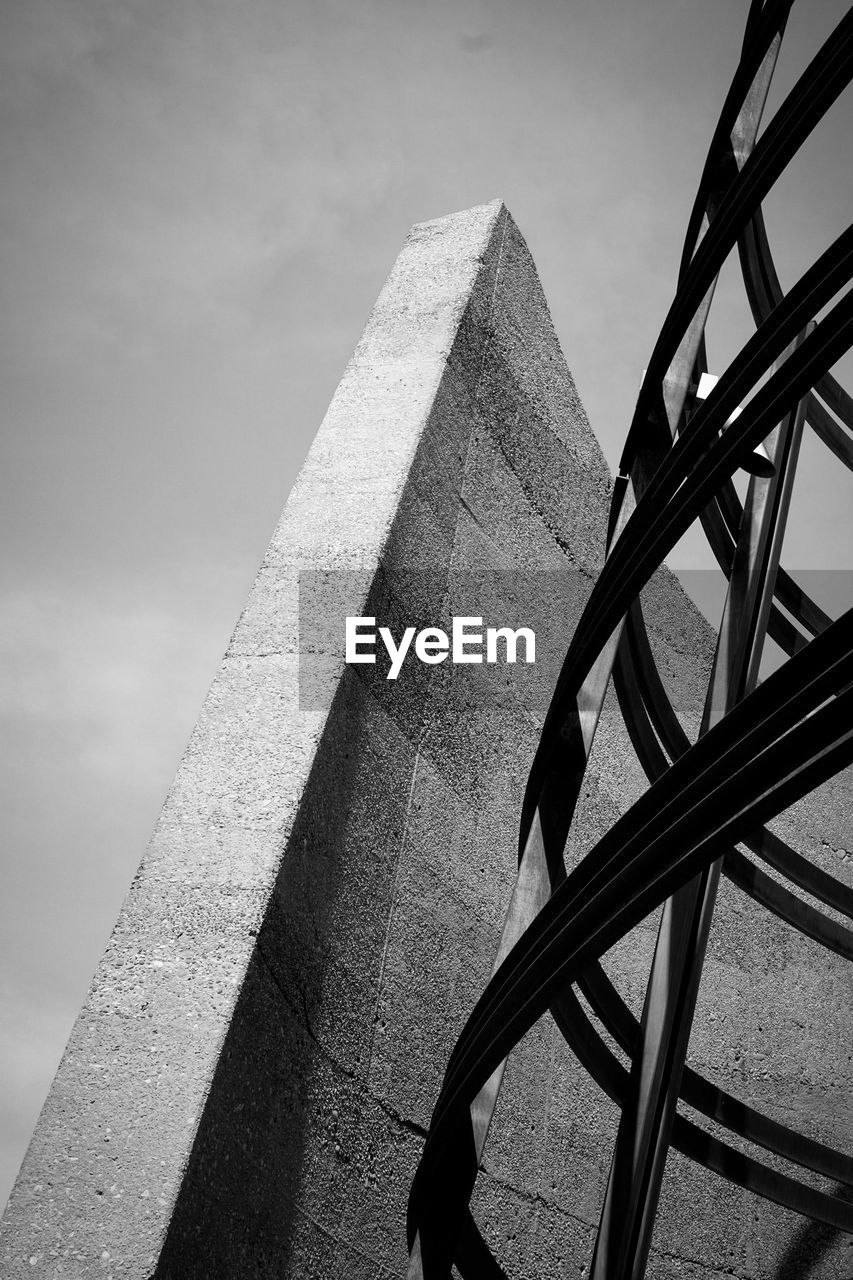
[1,201,850,1280]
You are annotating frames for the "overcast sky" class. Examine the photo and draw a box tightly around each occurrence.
[1,0,850,1209]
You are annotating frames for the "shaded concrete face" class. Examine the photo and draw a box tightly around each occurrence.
[1,201,851,1280]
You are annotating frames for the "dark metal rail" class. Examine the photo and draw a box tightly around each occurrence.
[405,3,853,1275]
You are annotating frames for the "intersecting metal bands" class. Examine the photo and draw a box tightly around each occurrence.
[406,3,853,1276]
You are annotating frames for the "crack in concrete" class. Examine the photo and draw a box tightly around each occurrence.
[254,939,428,1142]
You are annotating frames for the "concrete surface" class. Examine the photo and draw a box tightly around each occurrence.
[1,200,850,1279]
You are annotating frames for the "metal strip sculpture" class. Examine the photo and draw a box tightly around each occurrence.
[406,2,853,1276]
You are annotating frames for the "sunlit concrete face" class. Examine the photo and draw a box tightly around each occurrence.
[1,202,850,1279]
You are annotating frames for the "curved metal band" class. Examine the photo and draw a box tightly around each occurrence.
[620,9,853,473]
[421,618,853,1164]
[407,7,853,1273]
[575,964,853,1187]
[552,986,853,1228]
[618,599,853,928]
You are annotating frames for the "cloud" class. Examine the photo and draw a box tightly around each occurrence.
[0,570,240,1207]
[0,981,76,1213]
[0,0,401,380]
[0,583,213,786]
[458,32,495,54]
